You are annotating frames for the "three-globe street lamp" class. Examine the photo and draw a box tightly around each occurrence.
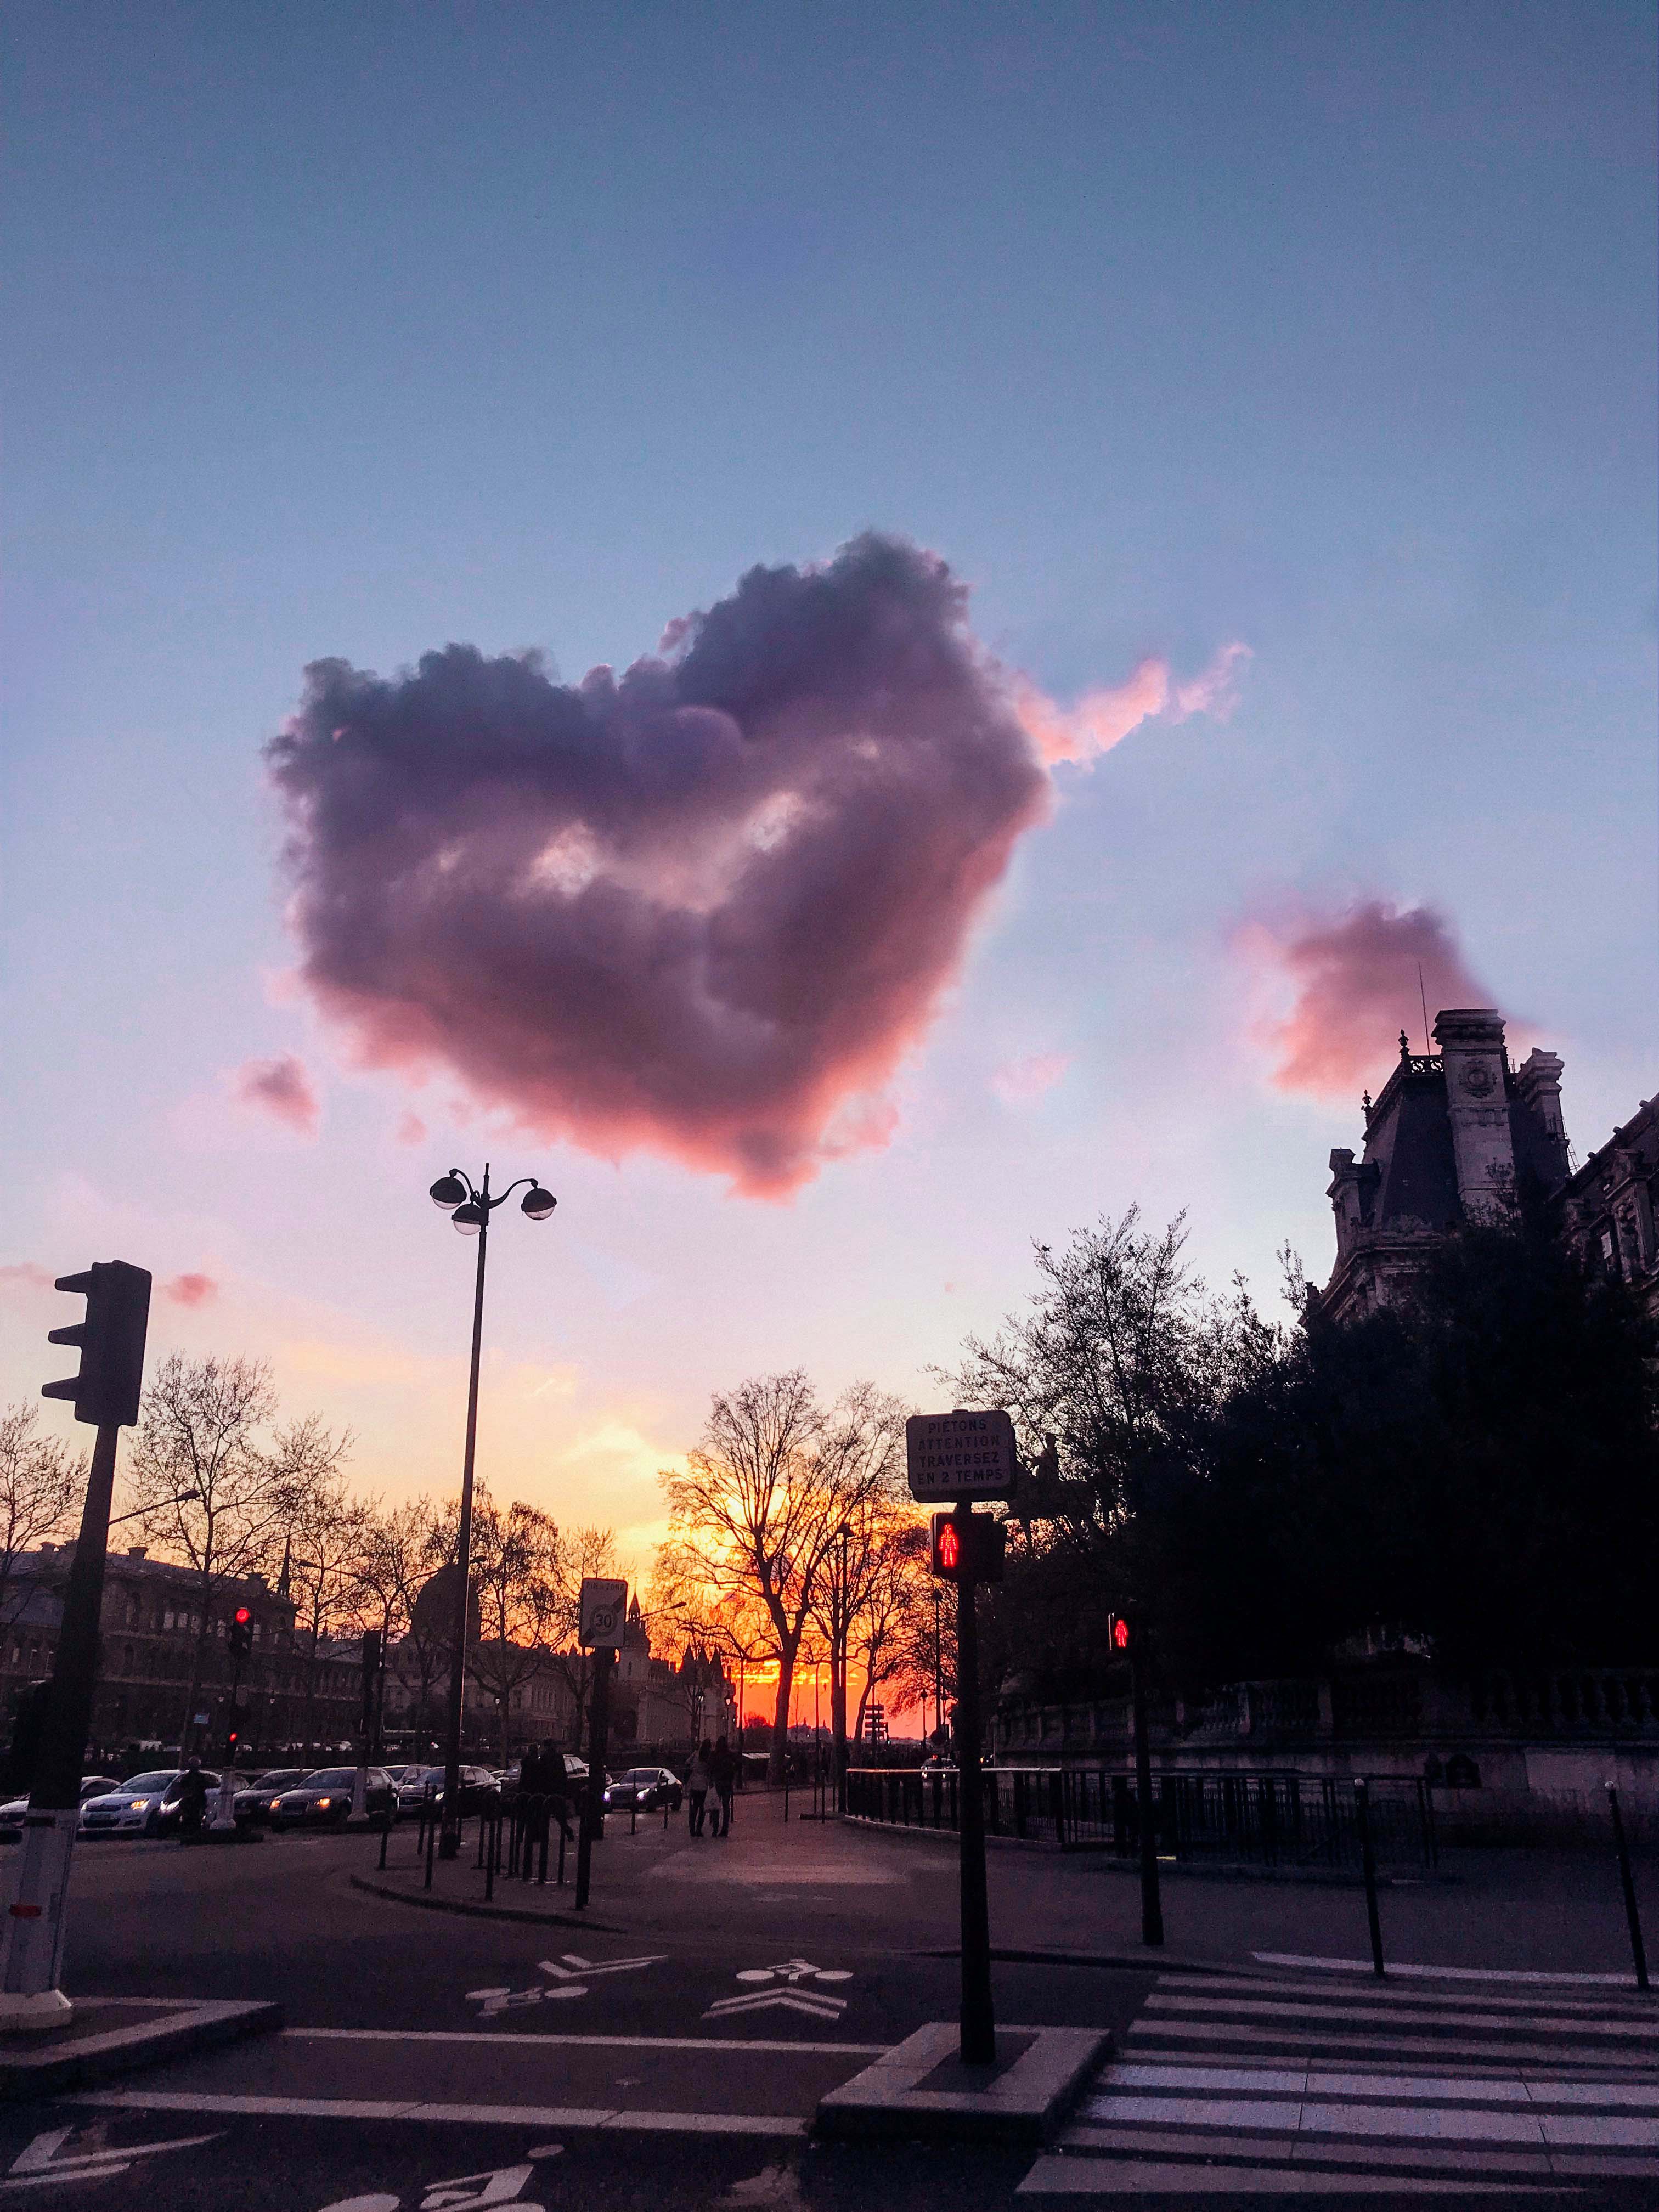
[428,1163,557,1857]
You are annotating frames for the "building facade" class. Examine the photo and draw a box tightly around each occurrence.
[1317,1008,1658,1324]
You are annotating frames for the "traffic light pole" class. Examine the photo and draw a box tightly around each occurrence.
[1130,1614,1164,1947]
[0,1418,121,2029]
[574,1646,614,1911]
[955,1505,996,2066]
[210,1645,247,1833]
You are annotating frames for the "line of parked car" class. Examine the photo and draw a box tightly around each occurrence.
[0,1755,699,1841]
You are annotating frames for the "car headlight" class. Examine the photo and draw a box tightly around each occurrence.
[314,1797,331,1809]
[269,1798,283,1809]
[130,1799,150,1810]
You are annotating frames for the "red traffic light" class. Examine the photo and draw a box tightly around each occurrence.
[1111,1615,1131,1651]
[931,1512,963,1580]
[233,1607,252,1627]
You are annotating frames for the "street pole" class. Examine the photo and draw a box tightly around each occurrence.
[1130,1611,1164,1947]
[933,1588,943,1744]
[574,1646,613,1910]
[955,1505,995,2065]
[440,1169,491,1860]
[211,1643,246,1833]
[0,1420,120,2029]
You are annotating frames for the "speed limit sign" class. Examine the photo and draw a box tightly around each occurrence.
[578,1577,628,1650]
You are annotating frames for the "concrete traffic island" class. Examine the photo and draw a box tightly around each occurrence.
[815,2021,1108,2145]
[0,1995,281,2101]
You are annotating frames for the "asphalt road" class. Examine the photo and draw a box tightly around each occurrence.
[3,1791,1656,2208]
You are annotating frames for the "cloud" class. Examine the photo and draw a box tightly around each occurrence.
[1015,641,1250,767]
[1240,896,1506,1101]
[395,1110,428,1148]
[0,1262,55,1298]
[267,534,1053,1197]
[163,1272,218,1308]
[233,1054,320,1136]
[992,1051,1071,1103]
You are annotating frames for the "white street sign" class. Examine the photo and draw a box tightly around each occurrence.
[578,1577,628,1649]
[906,1408,1018,1503]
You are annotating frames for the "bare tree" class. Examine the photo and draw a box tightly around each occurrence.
[659,1372,899,1782]
[0,1405,81,1635]
[286,1457,372,1751]
[466,1495,562,1766]
[541,1525,623,1751]
[847,1514,930,1747]
[122,1355,349,1759]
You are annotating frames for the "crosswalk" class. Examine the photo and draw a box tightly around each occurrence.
[1019,1963,1659,2195]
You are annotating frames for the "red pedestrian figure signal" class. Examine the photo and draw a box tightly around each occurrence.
[1112,1615,1131,1651]
[933,1515,963,1578]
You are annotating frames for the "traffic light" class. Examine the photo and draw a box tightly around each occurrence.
[930,1511,1007,1585]
[41,1262,151,1428]
[228,1607,254,1661]
[1109,1611,1134,1654]
[931,1512,964,1580]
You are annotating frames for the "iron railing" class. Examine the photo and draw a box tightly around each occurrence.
[844,1764,1437,1870]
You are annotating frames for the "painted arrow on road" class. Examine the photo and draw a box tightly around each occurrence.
[702,1990,848,2022]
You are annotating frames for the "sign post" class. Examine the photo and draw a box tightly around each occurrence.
[574,1578,626,1911]
[908,1412,1015,2069]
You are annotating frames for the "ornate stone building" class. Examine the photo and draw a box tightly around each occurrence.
[1318,1007,1658,1324]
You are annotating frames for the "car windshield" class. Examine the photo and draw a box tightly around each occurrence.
[298,1769,354,1790]
[123,1773,176,1793]
[253,1771,305,1790]
[625,1770,658,1784]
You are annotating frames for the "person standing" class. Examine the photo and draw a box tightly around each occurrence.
[710,1736,736,1839]
[543,1741,575,1843]
[687,1739,713,1836]
[174,1758,209,1844]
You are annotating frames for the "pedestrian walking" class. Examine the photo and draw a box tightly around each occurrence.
[174,1757,209,1844]
[542,1742,576,1842]
[687,1739,713,1836]
[710,1736,736,1838]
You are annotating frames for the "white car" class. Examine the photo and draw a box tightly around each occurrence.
[78,1769,219,1837]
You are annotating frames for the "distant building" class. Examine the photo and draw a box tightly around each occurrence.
[0,1543,363,1760]
[1317,1008,1658,1324]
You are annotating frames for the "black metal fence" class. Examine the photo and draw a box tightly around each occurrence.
[844,1764,1438,1871]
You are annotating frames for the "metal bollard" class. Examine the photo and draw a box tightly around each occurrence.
[484,1815,495,1901]
[424,1795,436,1892]
[1607,1784,1650,1992]
[556,1824,567,1886]
[1354,1779,1385,1978]
[378,1813,390,1871]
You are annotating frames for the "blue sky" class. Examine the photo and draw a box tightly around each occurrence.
[4,2,1655,1567]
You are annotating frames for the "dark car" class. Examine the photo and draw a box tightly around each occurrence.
[269,1766,395,1830]
[395,1764,500,1820]
[233,1768,309,1824]
[602,1766,682,1813]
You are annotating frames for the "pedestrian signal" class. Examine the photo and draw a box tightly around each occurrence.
[41,1261,151,1428]
[930,1510,1006,1585]
[1109,1612,1133,1653]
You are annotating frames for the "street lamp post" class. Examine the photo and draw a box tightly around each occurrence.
[428,1163,556,1859]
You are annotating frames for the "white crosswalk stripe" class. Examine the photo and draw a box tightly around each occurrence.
[1018,1964,1659,2196]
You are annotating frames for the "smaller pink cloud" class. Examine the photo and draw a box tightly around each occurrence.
[992,1051,1071,1103]
[1014,642,1251,768]
[233,1054,320,1136]
[1238,895,1520,1101]
[396,1110,428,1148]
[163,1272,218,1308]
[0,1262,55,1297]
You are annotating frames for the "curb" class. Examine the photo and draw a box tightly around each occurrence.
[348,1872,626,1934]
[815,2021,1109,2145]
[840,1816,1454,1885]
[0,1998,283,2103]
[910,1944,1236,1974]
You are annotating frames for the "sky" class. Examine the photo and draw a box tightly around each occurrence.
[4,2,1655,1605]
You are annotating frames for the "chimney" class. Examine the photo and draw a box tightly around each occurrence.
[1434,1008,1515,1221]
[1514,1047,1570,1183]
[127,1545,147,1560]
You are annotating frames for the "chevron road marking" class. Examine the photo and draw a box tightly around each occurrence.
[702,1991,848,2022]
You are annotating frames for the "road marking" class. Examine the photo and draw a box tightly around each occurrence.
[2,2123,224,2189]
[1254,1950,1647,1989]
[732,1959,852,1987]
[703,1992,847,2022]
[1147,1990,1659,2037]
[287,2029,886,2055]
[69,2091,806,2137]
[1162,1971,1659,2019]
[1017,2156,1545,2194]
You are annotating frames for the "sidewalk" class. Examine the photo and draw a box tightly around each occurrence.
[354,1787,1656,1985]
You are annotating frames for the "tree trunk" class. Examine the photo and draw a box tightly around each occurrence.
[768,1644,798,1784]
[830,1645,848,1795]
